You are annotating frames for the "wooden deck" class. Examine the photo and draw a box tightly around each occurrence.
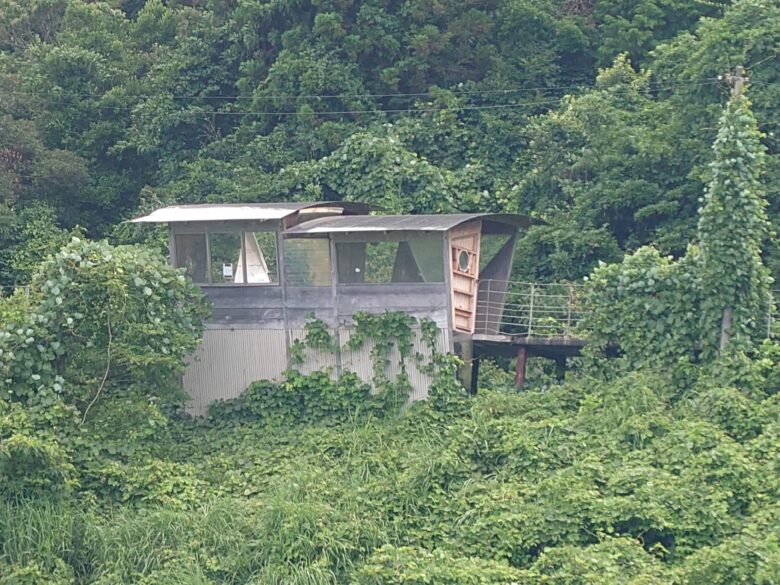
[470,280,778,388]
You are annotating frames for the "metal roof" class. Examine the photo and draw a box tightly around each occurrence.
[283,213,533,234]
[130,201,373,223]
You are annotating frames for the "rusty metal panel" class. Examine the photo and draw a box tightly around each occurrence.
[339,326,450,402]
[183,328,288,416]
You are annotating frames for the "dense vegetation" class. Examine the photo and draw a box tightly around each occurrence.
[1,0,779,284]
[1,0,779,583]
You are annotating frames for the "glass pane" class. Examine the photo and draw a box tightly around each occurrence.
[479,233,511,271]
[210,232,242,283]
[284,239,331,286]
[253,232,278,283]
[408,235,444,282]
[336,242,367,283]
[174,234,208,283]
[364,241,397,283]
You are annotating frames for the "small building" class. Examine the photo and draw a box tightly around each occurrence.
[132,202,532,415]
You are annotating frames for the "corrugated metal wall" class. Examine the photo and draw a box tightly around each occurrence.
[288,328,340,375]
[183,328,288,416]
[338,326,449,402]
[182,326,451,416]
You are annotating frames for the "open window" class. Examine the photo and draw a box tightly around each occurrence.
[173,229,278,285]
[335,234,444,284]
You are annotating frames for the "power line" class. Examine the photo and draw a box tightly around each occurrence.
[90,98,568,117]
[12,78,719,103]
[5,79,719,119]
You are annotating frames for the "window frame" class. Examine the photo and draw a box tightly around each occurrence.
[171,222,281,287]
[331,231,447,286]
[282,235,333,287]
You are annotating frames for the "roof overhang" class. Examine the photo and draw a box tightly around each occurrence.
[283,213,534,235]
[130,201,375,223]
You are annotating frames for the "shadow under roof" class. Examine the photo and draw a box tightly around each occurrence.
[130,201,373,223]
[283,213,533,234]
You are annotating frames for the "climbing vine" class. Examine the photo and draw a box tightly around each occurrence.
[0,238,209,416]
[582,93,772,367]
[696,95,772,359]
[290,313,337,366]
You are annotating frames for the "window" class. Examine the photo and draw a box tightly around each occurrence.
[479,233,512,271]
[238,232,278,283]
[209,232,242,283]
[284,238,331,286]
[173,229,278,285]
[174,234,208,283]
[336,235,444,284]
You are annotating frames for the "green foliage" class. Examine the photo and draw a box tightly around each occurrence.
[1,1,780,583]
[0,237,209,414]
[353,545,524,584]
[696,95,773,357]
[290,313,337,366]
[210,370,374,426]
[582,246,699,366]
[0,203,80,285]
[582,91,772,367]
[0,400,77,498]
[1,349,779,582]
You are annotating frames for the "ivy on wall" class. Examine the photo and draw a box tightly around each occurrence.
[212,310,465,422]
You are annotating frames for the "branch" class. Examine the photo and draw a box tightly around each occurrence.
[81,313,112,425]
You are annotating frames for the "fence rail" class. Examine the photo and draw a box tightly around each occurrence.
[475,280,779,341]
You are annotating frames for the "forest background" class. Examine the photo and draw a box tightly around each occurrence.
[1,0,779,285]
[0,0,779,583]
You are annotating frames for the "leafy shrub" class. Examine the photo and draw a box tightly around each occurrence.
[0,237,209,417]
[0,400,77,497]
[353,545,524,584]
[0,559,75,585]
[526,537,674,584]
[209,370,374,425]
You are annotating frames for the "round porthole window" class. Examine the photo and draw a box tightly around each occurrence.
[457,250,471,272]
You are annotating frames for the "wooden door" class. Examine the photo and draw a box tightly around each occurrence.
[450,221,481,332]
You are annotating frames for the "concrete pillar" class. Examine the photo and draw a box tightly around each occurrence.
[515,346,528,387]
[455,338,476,393]
[469,356,480,395]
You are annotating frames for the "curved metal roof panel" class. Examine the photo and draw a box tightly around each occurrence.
[283,213,532,234]
[130,201,374,223]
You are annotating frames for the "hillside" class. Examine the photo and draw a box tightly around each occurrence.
[3,354,779,583]
[1,1,780,583]
[1,0,778,284]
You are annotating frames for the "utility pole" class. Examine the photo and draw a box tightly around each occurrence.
[718,65,749,352]
[726,65,748,101]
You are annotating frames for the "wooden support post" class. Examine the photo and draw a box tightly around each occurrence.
[720,306,733,352]
[555,356,566,382]
[470,356,480,395]
[515,346,528,388]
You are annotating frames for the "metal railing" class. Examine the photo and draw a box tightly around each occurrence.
[474,280,585,337]
[475,280,780,340]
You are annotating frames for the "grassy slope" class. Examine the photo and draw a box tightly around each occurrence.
[1,362,779,584]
